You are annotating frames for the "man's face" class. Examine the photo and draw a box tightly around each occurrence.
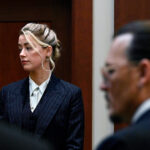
[101,33,140,123]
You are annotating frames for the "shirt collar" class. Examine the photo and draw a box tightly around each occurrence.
[132,98,150,123]
[29,72,51,96]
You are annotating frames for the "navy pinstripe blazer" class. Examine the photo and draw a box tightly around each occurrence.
[0,74,84,150]
[96,110,150,150]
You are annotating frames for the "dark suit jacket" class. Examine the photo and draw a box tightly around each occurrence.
[0,74,84,150]
[0,121,51,150]
[96,110,150,150]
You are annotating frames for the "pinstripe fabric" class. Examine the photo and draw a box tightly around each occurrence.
[0,74,84,150]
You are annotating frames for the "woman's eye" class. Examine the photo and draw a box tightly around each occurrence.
[26,47,32,51]
[18,47,22,52]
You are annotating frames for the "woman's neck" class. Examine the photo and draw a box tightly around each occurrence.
[29,69,51,85]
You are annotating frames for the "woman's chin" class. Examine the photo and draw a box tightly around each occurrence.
[22,67,32,72]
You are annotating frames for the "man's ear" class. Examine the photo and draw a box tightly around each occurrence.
[138,59,150,86]
[46,46,52,57]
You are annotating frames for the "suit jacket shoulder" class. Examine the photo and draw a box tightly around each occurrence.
[1,74,81,94]
[96,111,150,150]
[0,78,28,94]
[58,77,82,96]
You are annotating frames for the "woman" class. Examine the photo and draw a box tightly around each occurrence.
[0,23,84,150]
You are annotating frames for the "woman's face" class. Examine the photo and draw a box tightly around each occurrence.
[18,34,49,72]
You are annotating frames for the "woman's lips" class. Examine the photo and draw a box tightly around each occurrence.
[21,60,29,64]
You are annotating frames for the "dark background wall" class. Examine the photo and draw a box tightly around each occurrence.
[0,1,92,150]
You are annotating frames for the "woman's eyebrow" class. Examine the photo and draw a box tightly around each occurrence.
[18,42,30,46]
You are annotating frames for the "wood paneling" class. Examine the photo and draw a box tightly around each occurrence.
[0,23,27,86]
[0,0,92,149]
[0,0,72,83]
[115,0,150,31]
[72,1,92,150]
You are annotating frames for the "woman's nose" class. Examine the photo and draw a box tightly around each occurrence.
[19,48,26,57]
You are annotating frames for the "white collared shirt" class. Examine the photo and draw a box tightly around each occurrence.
[29,72,51,112]
[132,98,150,123]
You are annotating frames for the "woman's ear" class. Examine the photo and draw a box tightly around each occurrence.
[138,59,150,86]
[46,46,52,57]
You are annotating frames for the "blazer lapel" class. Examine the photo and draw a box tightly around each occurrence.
[8,78,29,127]
[35,74,66,136]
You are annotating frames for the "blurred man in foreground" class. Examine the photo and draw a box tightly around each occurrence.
[0,122,51,150]
[97,21,150,150]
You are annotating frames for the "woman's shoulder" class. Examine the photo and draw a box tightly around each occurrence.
[1,78,28,91]
[53,76,83,102]
[60,79,80,90]
[53,75,81,94]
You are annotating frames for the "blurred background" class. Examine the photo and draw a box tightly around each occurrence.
[0,0,150,149]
